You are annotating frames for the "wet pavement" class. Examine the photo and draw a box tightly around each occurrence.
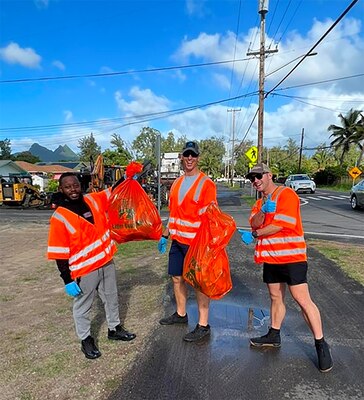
[108,187,364,400]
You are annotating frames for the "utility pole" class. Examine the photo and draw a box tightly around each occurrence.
[227,108,241,186]
[247,0,278,163]
[298,128,305,173]
[155,132,161,214]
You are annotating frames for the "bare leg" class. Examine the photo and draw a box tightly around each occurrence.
[267,283,286,329]
[172,275,188,316]
[195,290,210,326]
[289,283,323,339]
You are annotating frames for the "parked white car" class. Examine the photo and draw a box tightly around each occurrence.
[284,174,316,193]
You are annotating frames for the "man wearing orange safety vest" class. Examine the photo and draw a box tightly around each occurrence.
[47,172,136,360]
[238,163,333,373]
[158,141,217,342]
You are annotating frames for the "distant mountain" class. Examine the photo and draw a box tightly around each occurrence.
[54,145,79,161]
[29,143,79,162]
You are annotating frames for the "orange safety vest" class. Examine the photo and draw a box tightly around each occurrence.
[250,186,307,264]
[47,189,117,279]
[168,172,217,245]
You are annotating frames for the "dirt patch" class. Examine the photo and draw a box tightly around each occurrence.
[0,223,168,400]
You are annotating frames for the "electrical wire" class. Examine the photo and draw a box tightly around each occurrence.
[265,0,360,97]
[0,57,256,85]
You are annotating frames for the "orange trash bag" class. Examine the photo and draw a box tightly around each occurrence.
[183,202,236,300]
[108,161,162,243]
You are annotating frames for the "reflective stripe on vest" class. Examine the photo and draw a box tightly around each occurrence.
[168,172,210,244]
[47,191,116,278]
[253,186,307,263]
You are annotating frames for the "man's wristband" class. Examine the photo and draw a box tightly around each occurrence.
[252,231,258,238]
[162,234,169,239]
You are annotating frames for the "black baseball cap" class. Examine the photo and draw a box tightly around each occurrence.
[182,141,200,156]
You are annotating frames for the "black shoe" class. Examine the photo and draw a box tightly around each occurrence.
[81,336,101,359]
[250,328,281,348]
[159,311,188,325]
[315,340,333,373]
[183,324,211,342]
[108,325,136,341]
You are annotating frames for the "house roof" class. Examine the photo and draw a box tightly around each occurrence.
[36,161,90,171]
[0,160,29,174]
[15,161,74,174]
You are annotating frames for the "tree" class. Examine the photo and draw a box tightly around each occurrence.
[132,127,161,165]
[102,133,132,165]
[198,137,225,178]
[351,113,364,167]
[312,144,334,170]
[161,131,176,153]
[328,109,362,165]
[13,151,40,164]
[78,133,101,162]
[0,138,12,159]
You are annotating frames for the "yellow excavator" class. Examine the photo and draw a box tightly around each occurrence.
[90,155,124,191]
[0,175,45,207]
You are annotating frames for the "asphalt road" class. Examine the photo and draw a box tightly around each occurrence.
[107,185,364,399]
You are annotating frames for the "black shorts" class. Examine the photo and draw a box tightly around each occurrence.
[168,240,190,276]
[263,261,308,286]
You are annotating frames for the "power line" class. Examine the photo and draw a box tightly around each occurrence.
[265,0,359,98]
[0,57,256,84]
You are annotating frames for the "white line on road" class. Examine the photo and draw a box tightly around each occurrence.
[236,227,364,240]
[317,196,334,200]
[305,196,321,201]
[305,231,364,240]
[328,196,349,200]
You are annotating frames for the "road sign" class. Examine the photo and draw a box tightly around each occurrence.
[348,166,362,179]
[249,162,257,169]
[245,146,258,163]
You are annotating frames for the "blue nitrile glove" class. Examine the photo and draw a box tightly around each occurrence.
[158,237,168,254]
[238,229,255,245]
[64,281,81,297]
[261,194,276,213]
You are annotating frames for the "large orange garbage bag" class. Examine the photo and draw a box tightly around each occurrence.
[183,202,236,300]
[108,162,162,243]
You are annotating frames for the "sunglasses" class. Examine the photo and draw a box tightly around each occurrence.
[249,172,268,183]
[183,151,198,158]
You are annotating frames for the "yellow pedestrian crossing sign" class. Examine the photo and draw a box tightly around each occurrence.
[249,162,256,168]
[245,146,258,163]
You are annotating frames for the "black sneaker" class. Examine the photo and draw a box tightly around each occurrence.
[315,340,333,372]
[108,325,136,341]
[159,311,188,325]
[250,328,281,348]
[81,336,101,359]
[183,324,211,342]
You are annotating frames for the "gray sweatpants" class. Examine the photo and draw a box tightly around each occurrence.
[73,260,120,340]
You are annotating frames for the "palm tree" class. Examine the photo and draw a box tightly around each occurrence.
[312,145,333,170]
[351,113,364,166]
[328,109,362,164]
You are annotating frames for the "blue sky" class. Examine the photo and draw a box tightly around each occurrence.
[0,0,363,156]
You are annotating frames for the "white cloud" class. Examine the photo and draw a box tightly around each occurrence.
[115,86,170,116]
[0,42,41,69]
[63,110,73,122]
[34,0,49,9]
[167,15,364,152]
[52,60,65,70]
[185,0,208,17]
